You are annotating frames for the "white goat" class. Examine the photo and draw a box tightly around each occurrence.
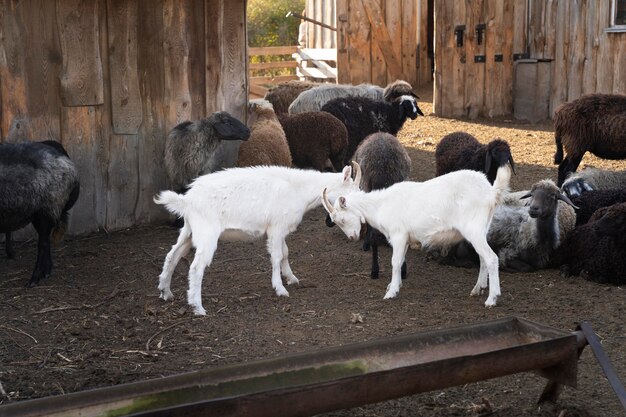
[154,163,361,315]
[322,163,512,307]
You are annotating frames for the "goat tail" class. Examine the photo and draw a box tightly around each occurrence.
[154,190,187,217]
[492,164,512,205]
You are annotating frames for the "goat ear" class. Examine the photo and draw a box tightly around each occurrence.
[360,215,366,224]
[339,196,347,209]
[558,192,580,210]
[351,161,362,187]
[342,165,352,182]
[509,155,516,174]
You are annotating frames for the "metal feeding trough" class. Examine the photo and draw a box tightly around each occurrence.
[0,317,587,417]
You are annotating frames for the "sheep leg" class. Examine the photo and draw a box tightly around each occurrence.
[280,241,299,286]
[29,216,54,287]
[187,232,219,316]
[5,232,14,259]
[267,232,290,297]
[468,235,500,307]
[557,153,584,187]
[370,243,379,279]
[384,237,408,299]
[158,223,192,301]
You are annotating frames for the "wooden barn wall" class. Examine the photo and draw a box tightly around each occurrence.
[434,0,626,119]
[0,0,247,235]
[336,0,430,88]
[305,0,336,49]
[527,0,626,116]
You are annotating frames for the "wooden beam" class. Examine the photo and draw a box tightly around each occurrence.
[248,46,298,56]
[361,0,403,80]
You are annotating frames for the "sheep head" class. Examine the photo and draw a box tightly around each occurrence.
[521,180,579,219]
[396,96,424,120]
[485,139,515,177]
[208,111,251,141]
[590,202,626,238]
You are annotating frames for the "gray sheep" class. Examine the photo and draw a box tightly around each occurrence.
[553,93,626,186]
[435,131,515,184]
[439,180,577,272]
[553,202,626,285]
[0,140,80,286]
[237,101,292,168]
[278,111,348,172]
[264,80,318,115]
[353,132,411,279]
[288,82,384,114]
[561,167,626,198]
[164,112,251,192]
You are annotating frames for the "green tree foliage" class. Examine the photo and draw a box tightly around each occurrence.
[248,0,305,47]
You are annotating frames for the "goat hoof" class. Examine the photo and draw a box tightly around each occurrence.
[192,305,207,316]
[484,299,497,308]
[159,289,174,301]
[285,276,300,285]
[275,287,290,297]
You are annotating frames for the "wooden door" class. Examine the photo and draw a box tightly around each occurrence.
[434,0,527,118]
[336,0,431,88]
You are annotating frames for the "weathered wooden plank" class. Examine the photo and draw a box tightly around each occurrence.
[56,0,104,106]
[22,0,62,141]
[566,0,586,102]
[613,33,626,94]
[550,0,569,115]
[0,1,31,142]
[543,0,558,59]
[206,0,224,112]
[385,0,402,82]
[347,0,372,84]
[336,0,350,83]
[215,0,247,168]
[188,0,206,121]
[323,0,334,48]
[581,0,598,94]
[135,0,168,222]
[484,0,500,117]
[499,0,514,116]
[512,0,527,58]
[362,0,403,83]
[163,0,192,129]
[464,0,485,119]
[61,106,107,234]
[595,0,613,94]
[106,134,139,230]
[250,61,299,70]
[107,0,143,134]
[413,0,428,87]
[433,0,445,115]
[249,46,299,56]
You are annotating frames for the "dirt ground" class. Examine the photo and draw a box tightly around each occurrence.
[1,87,626,417]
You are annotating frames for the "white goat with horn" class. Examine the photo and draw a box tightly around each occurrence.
[322,162,512,307]
[155,163,361,315]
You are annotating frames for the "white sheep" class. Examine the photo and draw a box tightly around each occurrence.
[322,163,512,307]
[154,163,362,315]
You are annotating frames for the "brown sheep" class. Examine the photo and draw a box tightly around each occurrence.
[278,111,348,172]
[264,80,318,115]
[554,93,626,186]
[237,101,292,168]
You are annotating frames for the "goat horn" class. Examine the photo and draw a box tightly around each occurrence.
[351,161,362,188]
[321,188,334,214]
[558,192,579,210]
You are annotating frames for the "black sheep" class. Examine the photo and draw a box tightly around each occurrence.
[321,95,423,167]
[435,131,515,184]
[571,188,626,225]
[0,140,80,286]
[554,93,626,186]
[553,202,626,285]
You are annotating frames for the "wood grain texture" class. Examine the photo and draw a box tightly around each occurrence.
[206,0,224,113]
[56,0,104,106]
[106,134,139,230]
[566,0,585,102]
[414,0,429,87]
[346,0,372,84]
[107,0,143,134]
[362,0,402,83]
[336,0,350,83]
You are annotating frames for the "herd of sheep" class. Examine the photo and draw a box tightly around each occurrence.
[1,80,625,316]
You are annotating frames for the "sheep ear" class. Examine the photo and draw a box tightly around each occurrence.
[339,196,347,209]
[558,192,580,210]
[484,152,493,174]
[509,155,516,174]
[520,192,532,200]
